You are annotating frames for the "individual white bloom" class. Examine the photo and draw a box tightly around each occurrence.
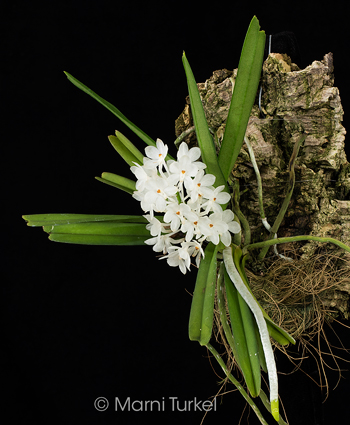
[169,155,201,185]
[144,214,163,236]
[177,142,201,162]
[197,213,229,246]
[219,225,233,247]
[222,209,241,235]
[143,138,168,170]
[198,210,240,247]
[186,240,205,268]
[163,241,192,274]
[132,187,147,205]
[184,169,216,202]
[201,185,231,213]
[163,201,191,232]
[181,208,201,242]
[130,163,157,191]
[145,233,180,254]
[141,176,178,213]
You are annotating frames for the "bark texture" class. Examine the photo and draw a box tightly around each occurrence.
[175,52,350,321]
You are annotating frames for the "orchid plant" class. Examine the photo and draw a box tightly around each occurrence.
[23,16,350,424]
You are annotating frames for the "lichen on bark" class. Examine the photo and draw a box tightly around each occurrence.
[175,52,350,322]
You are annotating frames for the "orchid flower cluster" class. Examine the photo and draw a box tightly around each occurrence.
[130,139,241,274]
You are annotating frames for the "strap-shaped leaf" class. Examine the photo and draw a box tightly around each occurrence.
[22,213,150,227]
[218,16,266,180]
[108,135,143,167]
[64,72,157,148]
[96,172,136,194]
[45,221,150,245]
[182,53,228,193]
[49,233,148,245]
[188,242,218,345]
[44,221,148,235]
[114,131,145,164]
[113,130,174,162]
[223,266,261,397]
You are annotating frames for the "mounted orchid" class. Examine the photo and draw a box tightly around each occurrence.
[23,16,350,425]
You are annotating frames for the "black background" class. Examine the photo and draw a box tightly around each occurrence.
[4,1,350,424]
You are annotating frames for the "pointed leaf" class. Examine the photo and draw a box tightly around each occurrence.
[45,221,150,245]
[96,172,136,194]
[188,243,218,345]
[219,16,266,180]
[224,267,260,397]
[114,131,145,164]
[22,213,149,227]
[108,135,142,166]
[199,244,218,346]
[64,72,157,148]
[48,233,148,245]
[114,130,175,162]
[44,221,148,236]
[182,53,228,193]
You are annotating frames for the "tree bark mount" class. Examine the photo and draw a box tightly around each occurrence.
[175,53,350,324]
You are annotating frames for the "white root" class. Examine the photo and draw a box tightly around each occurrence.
[223,246,279,421]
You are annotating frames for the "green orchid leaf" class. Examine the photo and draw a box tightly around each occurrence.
[45,221,150,245]
[238,255,267,372]
[64,72,157,148]
[22,213,149,227]
[265,319,291,346]
[188,242,218,345]
[114,130,174,162]
[114,131,145,164]
[108,135,143,167]
[199,244,219,346]
[238,293,262,396]
[232,246,262,396]
[182,53,228,193]
[96,172,136,194]
[224,266,261,397]
[48,233,148,245]
[218,16,266,180]
[254,322,268,373]
[44,221,148,235]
